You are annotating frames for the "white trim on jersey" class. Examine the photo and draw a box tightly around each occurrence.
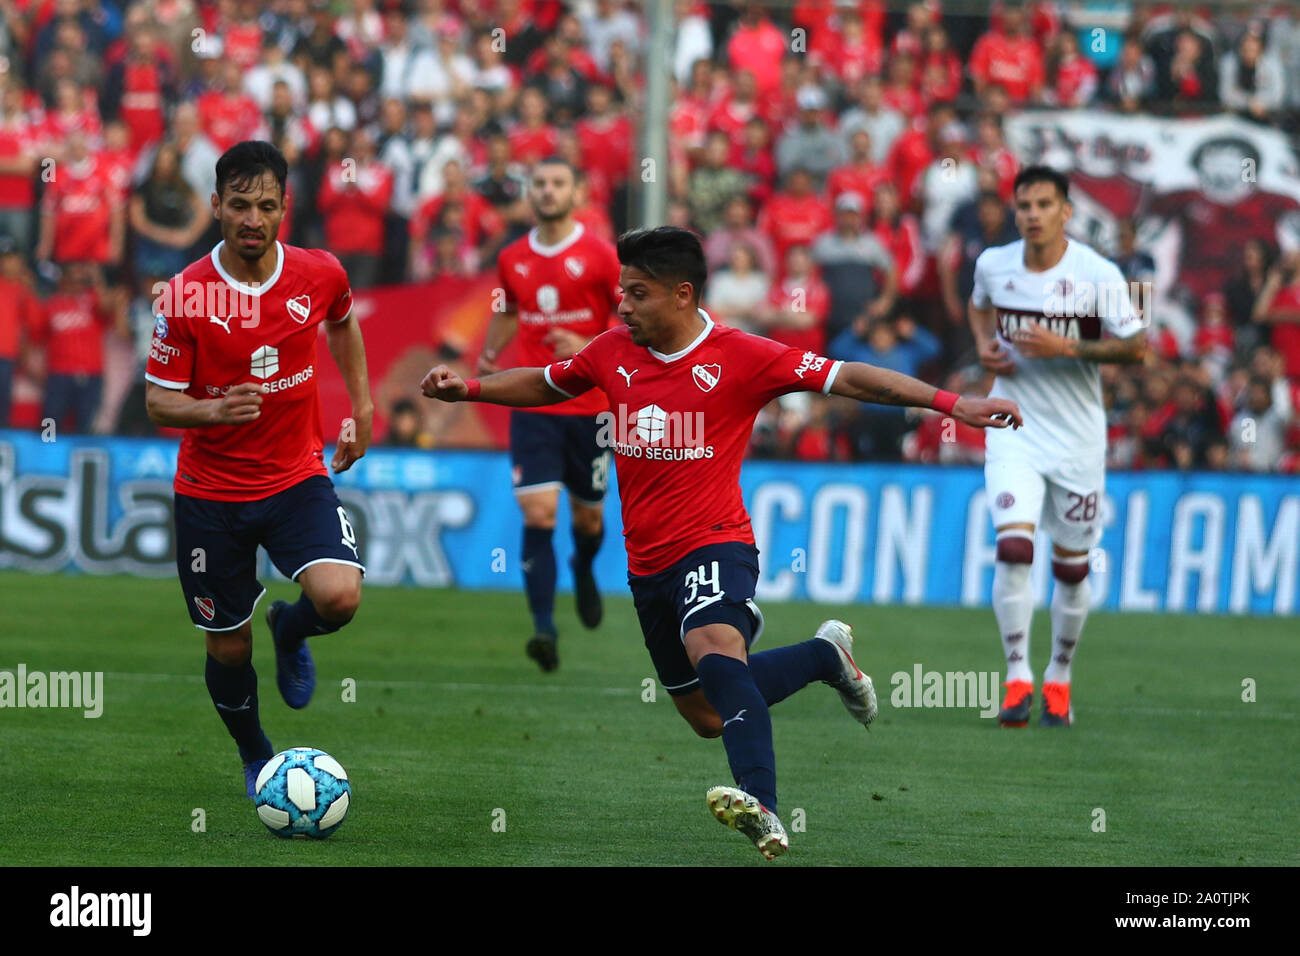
[543,365,576,398]
[527,222,586,257]
[821,360,844,395]
[145,373,189,390]
[209,240,286,296]
[650,308,714,363]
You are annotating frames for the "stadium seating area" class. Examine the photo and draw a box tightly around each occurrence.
[1,0,1299,470]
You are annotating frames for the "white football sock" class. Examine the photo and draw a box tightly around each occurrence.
[1044,575,1090,685]
[992,559,1034,684]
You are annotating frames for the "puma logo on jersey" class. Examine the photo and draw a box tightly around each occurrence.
[617,366,637,386]
[209,315,232,334]
[514,263,529,276]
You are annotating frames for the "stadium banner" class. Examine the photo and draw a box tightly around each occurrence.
[2,432,1297,616]
[1004,110,1300,344]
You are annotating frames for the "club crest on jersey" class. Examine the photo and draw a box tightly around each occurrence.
[194,597,215,622]
[692,363,721,392]
[564,256,585,279]
[153,315,168,339]
[286,295,311,324]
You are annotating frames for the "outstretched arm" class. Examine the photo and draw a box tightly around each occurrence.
[421,364,568,407]
[829,361,1022,430]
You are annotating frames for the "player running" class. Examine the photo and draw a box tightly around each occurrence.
[144,141,373,796]
[422,226,1021,859]
[479,158,621,673]
[969,165,1146,728]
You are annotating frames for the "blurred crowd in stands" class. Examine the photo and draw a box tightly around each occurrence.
[1,0,1299,472]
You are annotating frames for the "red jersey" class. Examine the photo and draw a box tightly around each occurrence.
[766,274,830,355]
[881,84,925,119]
[318,160,393,255]
[887,124,933,207]
[543,313,842,574]
[32,289,111,375]
[36,107,102,151]
[40,156,115,264]
[0,276,39,360]
[726,19,786,96]
[198,91,265,152]
[757,191,832,269]
[575,114,632,188]
[1053,54,1098,106]
[223,21,264,69]
[1266,284,1300,378]
[0,118,36,207]
[826,162,890,204]
[970,32,1044,102]
[708,96,760,151]
[144,242,354,501]
[507,124,559,166]
[117,61,169,152]
[496,223,620,417]
[811,30,884,86]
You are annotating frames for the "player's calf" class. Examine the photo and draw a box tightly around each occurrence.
[672,689,723,738]
[993,531,1035,689]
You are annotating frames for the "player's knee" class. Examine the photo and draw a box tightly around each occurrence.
[996,535,1034,565]
[572,506,602,536]
[1052,559,1089,584]
[315,584,361,624]
[521,505,557,529]
[685,712,723,738]
[207,628,252,666]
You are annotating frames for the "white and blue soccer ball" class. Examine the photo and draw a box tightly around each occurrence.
[254,747,352,839]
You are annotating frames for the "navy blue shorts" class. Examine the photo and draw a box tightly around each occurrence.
[173,474,365,631]
[509,410,611,504]
[628,542,765,697]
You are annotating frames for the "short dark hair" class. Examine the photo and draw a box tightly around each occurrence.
[1013,164,1070,200]
[617,227,707,304]
[532,156,578,180]
[215,141,288,202]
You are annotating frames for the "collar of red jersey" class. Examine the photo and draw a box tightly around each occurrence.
[209,240,285,296]
[649,308,714,363]
[527,222,585,258]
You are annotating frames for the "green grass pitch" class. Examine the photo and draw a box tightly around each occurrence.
[1,569,1295,867]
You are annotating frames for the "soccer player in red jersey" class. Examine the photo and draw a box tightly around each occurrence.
[144,141,373,797]
[422,226,1021,858]
[479,158,622,672]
